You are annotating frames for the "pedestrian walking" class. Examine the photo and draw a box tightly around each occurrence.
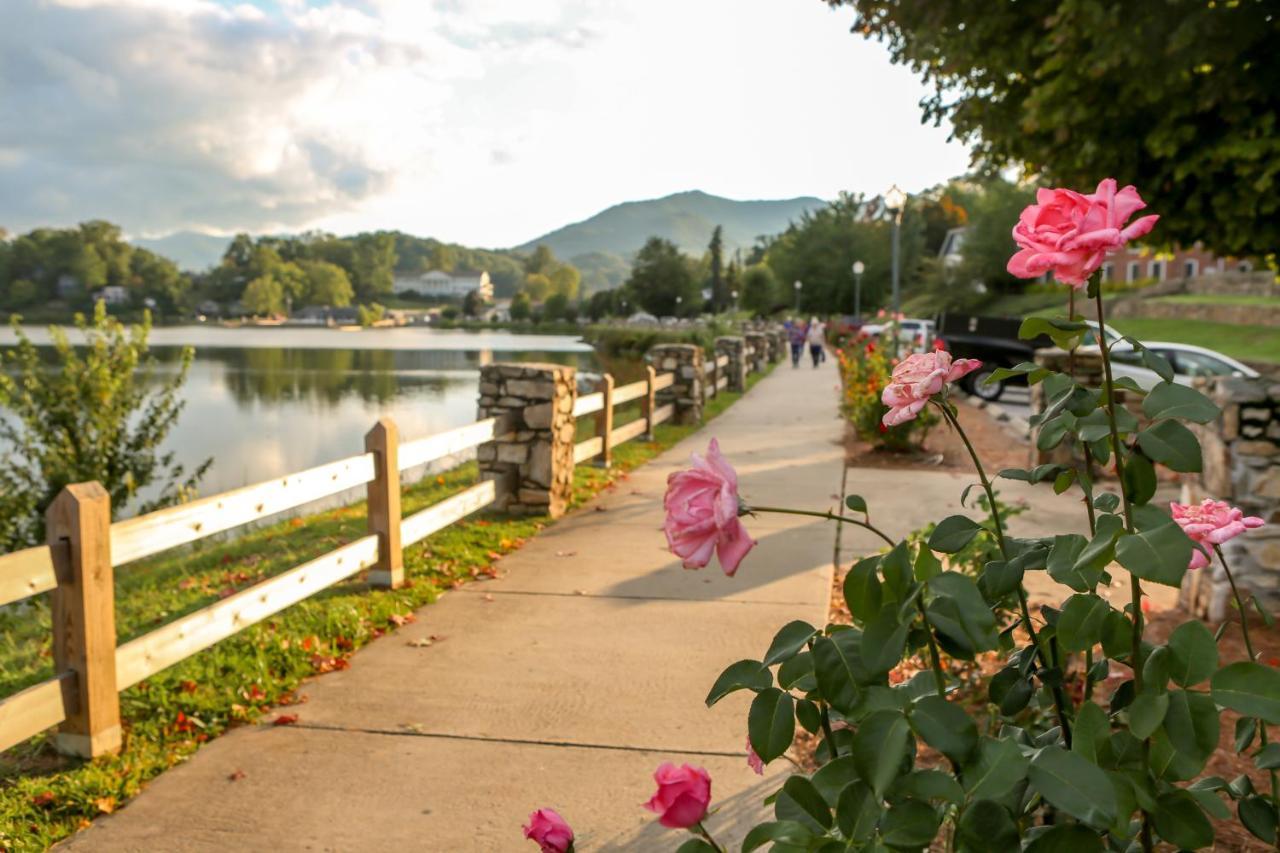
[806,316,826,368]
[786,319,805,368]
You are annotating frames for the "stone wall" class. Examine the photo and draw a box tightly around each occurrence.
[649,343,704,424]
[767,329,786,364]
[1181,377,1280,619]
[477,363,577,518]
[745,332,769,374]
[1108,299,1280,328]
[716,336,748,392]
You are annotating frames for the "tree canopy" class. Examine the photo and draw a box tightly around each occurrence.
[625,237,700,317]
[829,0,1280,256]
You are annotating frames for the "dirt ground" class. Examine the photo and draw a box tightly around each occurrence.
[820,402,1277,851]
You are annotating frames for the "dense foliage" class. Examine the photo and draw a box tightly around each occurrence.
[0,304,208,551]
[625,237,702,317]
[837,333,935,452]
[827,0,1280,257]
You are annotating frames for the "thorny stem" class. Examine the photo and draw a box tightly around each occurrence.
[693,822,726,853]
[1216,546,1280,821]
[918,596,949,696]
[747,506,896,548]
[1092,287,1152,853]
[1068,289,1098,703]
[938,403,1073,748]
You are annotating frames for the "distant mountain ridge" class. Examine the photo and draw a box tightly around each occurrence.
[131,232,232,272]
[515,189,823,261]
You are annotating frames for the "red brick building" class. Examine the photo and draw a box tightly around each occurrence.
[1098,243,1254,284]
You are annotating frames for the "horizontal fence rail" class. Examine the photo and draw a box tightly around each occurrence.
[0,334,776,758]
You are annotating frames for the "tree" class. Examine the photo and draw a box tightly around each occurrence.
[510,291,532,321]
[463,288,484,317]
[740,264,779,315]
[549,264,581,300]
[523,273,553,302]
[626,237,698,317]
[524,245,556,277]
[430,243,457,272]
[299,260,354,307]
[241,275,284,316]
[348,233,397,300]
[723,259,740,312]
[829,0,1280,256]
[543,292,570,321]
[0,304,209,550]
[707,225,724,312]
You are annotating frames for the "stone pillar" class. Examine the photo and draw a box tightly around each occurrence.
[477,363,577,518]
[767,329,785,364]
[649,343,704,425]
[745,332,769,374]
[716,336,748,392]
[1181,376,1280,620]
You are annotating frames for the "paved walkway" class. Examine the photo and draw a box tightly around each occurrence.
[65,358,848,851]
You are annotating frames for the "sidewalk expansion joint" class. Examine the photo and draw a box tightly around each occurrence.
[288,721,750,760]
[455,588,819,607]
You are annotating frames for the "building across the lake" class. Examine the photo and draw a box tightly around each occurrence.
[392,269,493,301]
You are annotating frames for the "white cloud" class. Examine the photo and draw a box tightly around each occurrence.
[0,0,972,246]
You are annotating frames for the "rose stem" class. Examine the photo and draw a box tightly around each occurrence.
[693,822,725,853]
[1092,285,1152,853]
[1068,287,1099,702]
[938,403,1073,748]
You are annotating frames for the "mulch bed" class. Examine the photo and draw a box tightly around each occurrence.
[844,399,1031,474]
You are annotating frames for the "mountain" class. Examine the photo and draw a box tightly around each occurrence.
[132,231,231,271]
[514,190,824,284]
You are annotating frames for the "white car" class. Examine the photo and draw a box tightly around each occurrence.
[860,318,935,352]
[1074,322,1259,389]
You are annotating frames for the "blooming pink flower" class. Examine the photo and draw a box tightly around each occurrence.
[644,763,712,829]
[881,351,982,427]
[746,737,764,775]
[1170,499,1265,569]
[663,439,756,576]
[1007,178,1160,288]
[523,808,574,853]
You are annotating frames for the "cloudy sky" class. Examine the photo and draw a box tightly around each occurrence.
[0,0,972,248]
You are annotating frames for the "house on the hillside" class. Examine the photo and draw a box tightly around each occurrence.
[392,269,493,301]
[94,285,129,305]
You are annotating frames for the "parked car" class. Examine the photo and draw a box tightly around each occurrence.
[1094,339,1259,390]
[859,318,935,352]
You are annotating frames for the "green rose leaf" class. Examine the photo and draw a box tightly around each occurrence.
[998,463,1068,484]
[1256,743,1280,770]
[843,556,882,624]
[964,736,1029,801]
[957,800,1020,853]
[928,515,984,553]
[1213,662,1280,724]
[863,605,911,678]
[835,781,879,842]
[1027,746,1118,829]
[979,560,1025,600]
[879,798,941,849]
[741,821,816,853]
[810,756,859,806]
[705,659,771,706]
[908,694,978,764]
[748,688,795,763]
[1167,619,1219,687]
[845,494,868,515]
[1019,316,1088,349]
[891,769,966,805]
[985,362,1050,385]
[1153,790,1214,850]
[915,542,943,582]
[1024,825,1105,852]
[1072,701,1110,765]
[811,632,865,715]
[778,776,833,831]
[852,710,912,797]
[1115,521,1193,588]
[926,572,999,658]
[1119,338,1174,383]
[989,665,1034,716]
[777,651,815,691]
[1163,689,1219,766]
[674,839,718,853]
[1239,796,1279,845]
[1046,534,1095,592]
[763,620,818,666]
[1057,594,1112,652]
[1127,691,1169,740]
[1143,381,1220,423]
[881,541,914,600]
[1136,420,1203,473]
[1122,451,1158,506]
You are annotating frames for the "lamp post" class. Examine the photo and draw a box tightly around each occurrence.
[675,295,683,317]
[731,289,739,312]
[851,260,865,323]
[794,280,802,312]
[884,185,907,319]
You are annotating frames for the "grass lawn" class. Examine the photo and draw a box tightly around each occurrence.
[1108,317,1280,365]
[1150,293,1280,307]
[0,365,772,850]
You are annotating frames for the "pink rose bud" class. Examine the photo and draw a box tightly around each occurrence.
[663,438,756,576]
[523,808,574,853]
[1007,178,1159,288]
[746,737,764,775]
[1170,499,1265,569]
[880,351,982,427]
[644,763,713,829]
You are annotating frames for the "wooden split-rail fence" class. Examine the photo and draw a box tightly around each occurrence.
[0,335,777,759]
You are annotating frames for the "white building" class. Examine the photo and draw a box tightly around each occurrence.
[393,269,493,301]
[94,285,130,305]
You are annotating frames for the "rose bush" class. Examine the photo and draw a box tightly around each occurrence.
[531,180,1275,852]
[837,333,937,452]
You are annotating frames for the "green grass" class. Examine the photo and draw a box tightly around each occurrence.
[1108,317,1280,365]
[1149,293,1280,307]
[0,364,772,851]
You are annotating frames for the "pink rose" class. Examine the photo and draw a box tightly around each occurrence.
[1007,178,1160,288]
[663,438,756,576]
[881,351,982,427]
[523,808,574,853]
[644,763,712,829]
[746,737,764,775]
[1170,499,1265,569]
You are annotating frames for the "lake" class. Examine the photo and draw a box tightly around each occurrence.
[0,325,606,512]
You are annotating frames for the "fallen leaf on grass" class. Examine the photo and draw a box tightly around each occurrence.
[180,680,198,694]
[485,550,502,561]
[94,797,116,814]
[30,791,55,808]
[278,691,309,706]
[272,714,299,726]
[228,769,247,781]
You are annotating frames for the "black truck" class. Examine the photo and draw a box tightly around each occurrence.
[934,313,1053,402]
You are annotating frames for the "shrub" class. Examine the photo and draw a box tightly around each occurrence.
[837,334,935,451]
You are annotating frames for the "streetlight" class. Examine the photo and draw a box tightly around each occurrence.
[675,295,683,317]
[731,289,739,312]
[884,184,908,320]
[851,260,865,323]
[793,280,802,312]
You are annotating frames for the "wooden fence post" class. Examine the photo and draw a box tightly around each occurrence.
[46,482,121,758]
[641,365,657,440]
[365,417,404,589]
[709,351,719,399]
[595,374,615,467]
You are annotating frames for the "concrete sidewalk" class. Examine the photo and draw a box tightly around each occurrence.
[64,358,848,852]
